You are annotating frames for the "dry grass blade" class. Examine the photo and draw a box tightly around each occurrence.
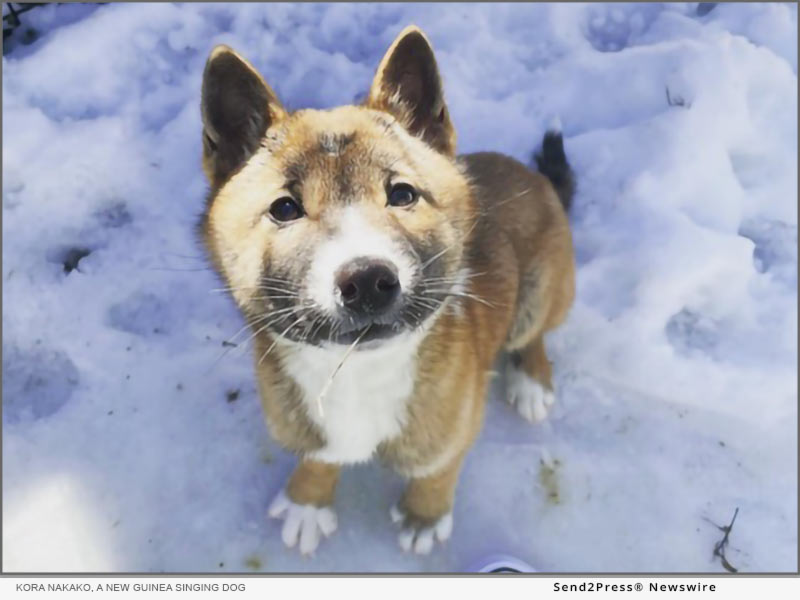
[314,326,371,419]
[704,507,740,573]
[713,507,740,573]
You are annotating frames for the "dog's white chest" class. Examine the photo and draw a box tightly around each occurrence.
[281,337,419,464]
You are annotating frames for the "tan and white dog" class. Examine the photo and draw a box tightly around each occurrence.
[200,25,575,556]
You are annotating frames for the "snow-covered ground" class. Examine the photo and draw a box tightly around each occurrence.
[2,2,797,573]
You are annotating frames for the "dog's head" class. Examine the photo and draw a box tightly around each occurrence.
[201,26,474,348]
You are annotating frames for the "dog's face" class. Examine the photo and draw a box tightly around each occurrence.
[201,27,474,347]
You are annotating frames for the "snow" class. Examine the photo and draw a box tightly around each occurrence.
[2,2,796,573]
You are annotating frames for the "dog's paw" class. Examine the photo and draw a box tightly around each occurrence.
[506,368,555,423]
[268,489,337,555]
[390,504,453,555]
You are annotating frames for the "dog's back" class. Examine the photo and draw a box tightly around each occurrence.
[461,139,575,353]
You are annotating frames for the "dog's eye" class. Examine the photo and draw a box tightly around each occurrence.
[387,183,418,208]
[268,197,304,222]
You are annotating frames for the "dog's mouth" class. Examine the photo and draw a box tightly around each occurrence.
[299,311,423,348]
[332,321,406,346]
[329,310,419,346]
[254,298,440,349]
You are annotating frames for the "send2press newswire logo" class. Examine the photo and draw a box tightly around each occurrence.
[553,582,717,592]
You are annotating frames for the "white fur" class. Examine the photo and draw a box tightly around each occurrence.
[268,489,337,555]
[306,207,415,313]
[547,115,563,134]
[390,504,453,555]
[280,332,422,464]
[402,445,461,480]
[506,366,555,423]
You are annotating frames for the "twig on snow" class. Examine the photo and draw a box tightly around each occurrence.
[705,507,740,573]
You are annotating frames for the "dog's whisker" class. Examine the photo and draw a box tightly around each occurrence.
[210,283,300,295]
[423,289,497,308]
[258,314,308,366]
[250,295,301,301]
[421,219,480,271]
[492,187,532,208]
[212,307,306,367]
[422,270,486,284]
[255,287,299,296]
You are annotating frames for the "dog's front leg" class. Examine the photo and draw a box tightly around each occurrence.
[268,459,340,555]
[390,455,464,554]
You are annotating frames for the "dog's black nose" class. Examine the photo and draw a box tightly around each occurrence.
[335,258,400,315]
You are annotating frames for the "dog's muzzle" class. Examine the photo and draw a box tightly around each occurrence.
[335,257,401,317]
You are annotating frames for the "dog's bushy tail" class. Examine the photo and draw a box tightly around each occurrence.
[534,119,574,213]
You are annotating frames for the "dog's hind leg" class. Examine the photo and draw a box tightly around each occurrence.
[505,337,555,423]
[503,252,573,424]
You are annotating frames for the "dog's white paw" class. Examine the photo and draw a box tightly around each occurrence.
[390,504,453,555]
[268,489,337,555]
[506,368,555,423]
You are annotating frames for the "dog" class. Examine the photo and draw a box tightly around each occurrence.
[199,25,575,556]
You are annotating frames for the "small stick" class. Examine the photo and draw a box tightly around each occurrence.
[315,326,370,419]
[706,507,740,573]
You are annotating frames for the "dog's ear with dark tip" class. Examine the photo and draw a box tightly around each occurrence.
[367,26,456,156]
[201,45,286,187]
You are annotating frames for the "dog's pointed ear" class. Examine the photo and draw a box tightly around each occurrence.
[201,45,287,187]
[367,26,456,156]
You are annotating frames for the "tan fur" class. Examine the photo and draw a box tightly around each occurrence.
[200,25,575,547]
[398,453,466,528]
[287,460,340,507]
